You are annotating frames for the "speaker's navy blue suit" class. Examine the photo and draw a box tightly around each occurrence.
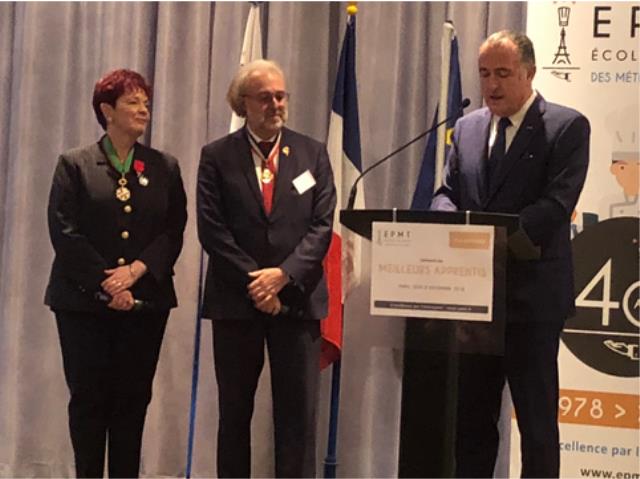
[432,95,590,477]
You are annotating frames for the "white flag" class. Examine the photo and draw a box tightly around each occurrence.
[229,3,263,133]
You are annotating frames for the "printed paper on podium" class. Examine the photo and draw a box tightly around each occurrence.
[371,222,494,321]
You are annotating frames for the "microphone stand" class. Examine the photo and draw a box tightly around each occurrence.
[346,98,471,209]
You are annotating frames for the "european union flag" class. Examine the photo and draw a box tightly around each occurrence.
[411,34,463,209]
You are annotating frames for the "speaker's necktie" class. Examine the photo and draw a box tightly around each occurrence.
[487,117,512,188]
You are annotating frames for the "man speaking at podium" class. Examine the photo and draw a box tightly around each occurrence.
[431,31,590,477]
[197,59,336,477]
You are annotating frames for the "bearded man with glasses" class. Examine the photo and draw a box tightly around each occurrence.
[196,59,336,478]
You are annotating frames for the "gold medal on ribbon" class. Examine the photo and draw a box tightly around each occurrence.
[116,177,131,202]
[261,168,274,184]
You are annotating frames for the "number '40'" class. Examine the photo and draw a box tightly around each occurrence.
[575,259,640,328]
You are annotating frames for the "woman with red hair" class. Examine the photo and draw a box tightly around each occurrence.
[45,69,187,478]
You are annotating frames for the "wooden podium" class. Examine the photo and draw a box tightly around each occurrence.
[339,209,536,477]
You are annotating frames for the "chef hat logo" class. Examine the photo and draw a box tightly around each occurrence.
[606,107,639,163]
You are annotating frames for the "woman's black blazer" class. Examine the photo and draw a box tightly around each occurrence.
[45,138,187,313]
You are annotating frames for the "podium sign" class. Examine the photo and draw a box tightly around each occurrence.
[371,222,494,321]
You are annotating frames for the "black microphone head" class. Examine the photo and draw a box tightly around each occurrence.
[461,98,471,109]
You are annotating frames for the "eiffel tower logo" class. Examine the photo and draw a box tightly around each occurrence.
[543,5,579,82]
[553,7,571,65]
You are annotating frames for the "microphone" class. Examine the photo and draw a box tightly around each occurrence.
[346,98,471,210]
[278,304,306,319]
[94,291,155,312]
[132,299,156,312]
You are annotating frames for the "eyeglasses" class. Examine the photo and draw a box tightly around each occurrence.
[243,91,290,104]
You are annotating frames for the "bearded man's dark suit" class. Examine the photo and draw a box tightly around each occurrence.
[431,95,590,477]
[197,126,336,477]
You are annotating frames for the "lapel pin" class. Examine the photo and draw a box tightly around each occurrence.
[282,146,290,156]
[133,159,149,186]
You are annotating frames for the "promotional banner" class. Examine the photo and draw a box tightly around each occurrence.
[524,3,639,477]
[371,222,494,321]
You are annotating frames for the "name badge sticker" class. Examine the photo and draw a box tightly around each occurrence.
[292,170,316,195]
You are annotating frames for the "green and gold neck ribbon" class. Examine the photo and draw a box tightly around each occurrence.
[102,136,134,174]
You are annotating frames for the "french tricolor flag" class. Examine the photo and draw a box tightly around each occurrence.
[322,13,362,369]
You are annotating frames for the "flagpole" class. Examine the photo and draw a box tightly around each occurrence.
[185,249,205,479]
[323,3,360,477]
[434,22,455,190]
[323,347,342,478]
